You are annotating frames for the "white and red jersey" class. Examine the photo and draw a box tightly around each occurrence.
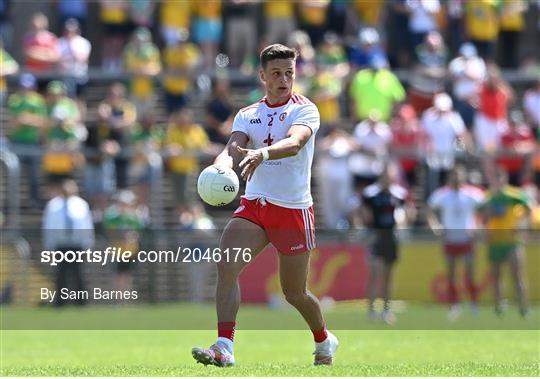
[232,93,320,209]
[428,185,485,242]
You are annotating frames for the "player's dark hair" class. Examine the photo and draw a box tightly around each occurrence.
[260,44,297,68]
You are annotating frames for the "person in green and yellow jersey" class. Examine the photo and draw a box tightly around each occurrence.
[103,189,147,297]
[43,80,83,185]
[7,73,48,207]
[481,167,531,317]
[123,27,161,117]
[164,108,210,222]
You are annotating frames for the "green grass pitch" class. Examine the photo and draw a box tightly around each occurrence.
[1,303,538,376]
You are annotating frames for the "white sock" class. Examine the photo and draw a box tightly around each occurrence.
[217,337,234,353]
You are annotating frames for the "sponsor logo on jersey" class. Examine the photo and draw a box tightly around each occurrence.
[250,118,262,124]
[291,244,304,251]
[279,112,287,121]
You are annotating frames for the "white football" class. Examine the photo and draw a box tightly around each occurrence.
[197,165,239,206]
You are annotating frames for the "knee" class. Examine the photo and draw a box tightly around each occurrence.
[283,289,308,306]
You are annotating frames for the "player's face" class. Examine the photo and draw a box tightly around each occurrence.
[260,59,295,103]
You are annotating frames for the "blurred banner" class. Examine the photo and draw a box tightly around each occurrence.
[240,242,540,303]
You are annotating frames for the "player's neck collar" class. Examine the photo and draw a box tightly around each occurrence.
[264,95,291,108]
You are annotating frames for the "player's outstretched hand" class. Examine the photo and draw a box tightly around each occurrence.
[237,146,263,181]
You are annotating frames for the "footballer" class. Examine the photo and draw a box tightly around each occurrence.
[191,44,338,367]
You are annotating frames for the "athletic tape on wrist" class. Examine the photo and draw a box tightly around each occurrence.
[261,148,270,161]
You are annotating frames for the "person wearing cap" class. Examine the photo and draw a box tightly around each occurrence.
[349,55,405,123]
[7,72,48,207]
[45,80,81,142]
[123,27,162,118]
[448,43,487,129]
[161,28,202,115]
[421,92,470,198]
[57,18,91,99]
[348,27,387,71]
[42,80,83,186]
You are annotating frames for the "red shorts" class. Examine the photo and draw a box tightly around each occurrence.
[444,242,474,257]
[232,197,315,255]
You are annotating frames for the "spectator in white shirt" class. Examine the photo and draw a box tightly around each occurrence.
[448,43,486,129]
[421,93,469,198]
[523,79,540,132]
[42,179,94,306]
[317,126,357,229]
[350,111,393,191]
[57,18,91,100]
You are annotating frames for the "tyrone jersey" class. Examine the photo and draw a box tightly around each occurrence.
[232,94,320,209]
[428,185,485,242]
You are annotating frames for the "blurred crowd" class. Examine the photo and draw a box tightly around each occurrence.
[0,0,539,232]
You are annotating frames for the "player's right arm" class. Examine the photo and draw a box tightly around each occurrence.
[213,131,248,170]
